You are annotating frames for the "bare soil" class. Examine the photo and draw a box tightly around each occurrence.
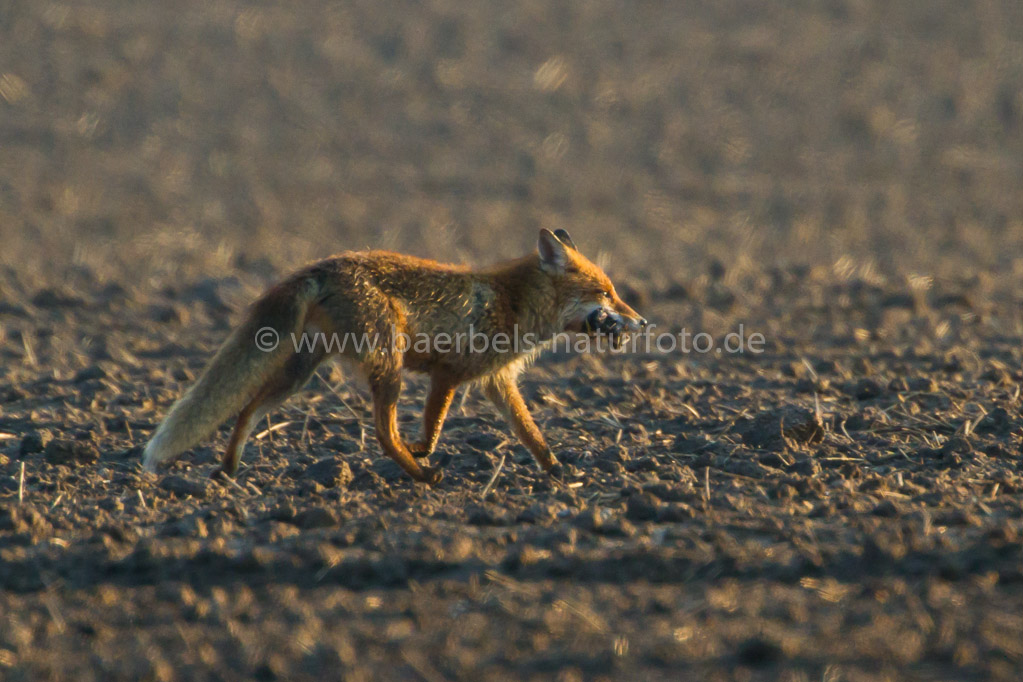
[2,1,1023,680]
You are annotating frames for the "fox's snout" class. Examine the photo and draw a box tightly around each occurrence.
[620,312,648,332]
[608,296,647,332]
[613,305,647,332]
[587,308,645,333]
[582,306,647,351]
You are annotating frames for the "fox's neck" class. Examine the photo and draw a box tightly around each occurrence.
[482,254,563,342]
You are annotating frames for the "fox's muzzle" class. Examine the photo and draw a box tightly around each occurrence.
[583,308,646,349]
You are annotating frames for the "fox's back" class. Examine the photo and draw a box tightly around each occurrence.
[314,250,478,326]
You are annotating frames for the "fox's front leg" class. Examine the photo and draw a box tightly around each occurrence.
[483,373,559,472]
[410,373,457,458]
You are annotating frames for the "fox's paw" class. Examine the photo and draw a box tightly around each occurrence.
[546,462,565,483]
[209,465,236,481]
[419,465,443,486]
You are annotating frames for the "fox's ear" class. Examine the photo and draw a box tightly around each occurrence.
[553,229,576,250]
[538,228,571,274]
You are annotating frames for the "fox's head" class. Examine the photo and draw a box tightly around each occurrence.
[537,228,647,347]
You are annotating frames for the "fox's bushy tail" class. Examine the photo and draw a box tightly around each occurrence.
[142,277,320,472]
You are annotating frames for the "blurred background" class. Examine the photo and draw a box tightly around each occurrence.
[1,0,1022,299]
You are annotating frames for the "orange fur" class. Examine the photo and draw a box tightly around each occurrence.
[142,229,646,485]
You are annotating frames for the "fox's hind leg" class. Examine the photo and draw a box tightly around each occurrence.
[324,284,440,484]
[212,348,325,478]
[410,372,457,458]
[369,370,442,484]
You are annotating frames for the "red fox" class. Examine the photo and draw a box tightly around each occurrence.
[142,229,646,484]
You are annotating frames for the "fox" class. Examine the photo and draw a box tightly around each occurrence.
[142,228,647,484]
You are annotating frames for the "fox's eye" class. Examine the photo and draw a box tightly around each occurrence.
[602,290,612,299]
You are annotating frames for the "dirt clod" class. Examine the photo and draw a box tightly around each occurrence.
[292,507,338,529]
[849,378,883,401]
[19,430,52,456]
[43,439,100,466]
[302,457,354,489]
[160,475,209,499]
[625,493,661,522]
